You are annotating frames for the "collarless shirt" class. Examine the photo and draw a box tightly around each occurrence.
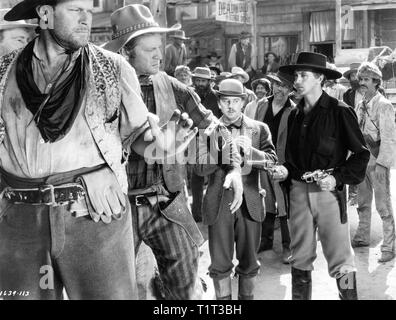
[0,39,149,178]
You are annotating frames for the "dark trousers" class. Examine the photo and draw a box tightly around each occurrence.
[0,197,137,300]
[208,200,261,279]
[191,171,205,220]
[131,201,201,300]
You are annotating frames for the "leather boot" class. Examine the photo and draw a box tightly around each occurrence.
[259,212,276,252]
[213,277,232,300]
[336,272,358,300]
[291,267,312,300]
[238,276,255,300]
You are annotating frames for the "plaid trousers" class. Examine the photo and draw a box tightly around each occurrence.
[131,199,201,300]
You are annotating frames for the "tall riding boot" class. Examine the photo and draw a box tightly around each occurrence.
[213,277,232,300]
[238,276,256,300]
[291,267,312,300]
[259,212,276,252]
[336,272,358,300]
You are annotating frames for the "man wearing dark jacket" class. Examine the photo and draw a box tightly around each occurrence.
[274,52,370,300]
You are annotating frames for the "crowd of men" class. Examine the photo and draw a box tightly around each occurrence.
[0,0,395,301]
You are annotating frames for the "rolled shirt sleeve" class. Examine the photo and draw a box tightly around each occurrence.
[118,57,150,147]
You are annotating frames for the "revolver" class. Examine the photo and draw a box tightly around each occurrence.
[246,159,278,172]
[301,169,334,183]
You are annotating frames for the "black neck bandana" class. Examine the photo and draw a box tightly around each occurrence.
[16,40,88,143]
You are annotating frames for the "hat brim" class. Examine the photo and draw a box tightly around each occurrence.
[170,35,190,40]
[343,68,358,79]
[279,64,342,80]
[102,24,181,53]
[230,73,249,84]
[191,74,212,80]
[0,23,37,30]
[215,90,247,98]
[207,55,221,59]
[4,0,49,21]
[265,73,293,88]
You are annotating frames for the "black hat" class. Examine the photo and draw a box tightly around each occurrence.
[207,51,221,59]
[279,52,342,80]
[4,0,57,21]
[265,71,295,88]
[207,65,221,76]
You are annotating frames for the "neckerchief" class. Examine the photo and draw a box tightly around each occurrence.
[16,40,88,143]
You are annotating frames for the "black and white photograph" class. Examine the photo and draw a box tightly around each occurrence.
[0,0,395,309]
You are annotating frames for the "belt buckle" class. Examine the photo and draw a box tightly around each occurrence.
[135,195,145,207]
[39,184,56,206]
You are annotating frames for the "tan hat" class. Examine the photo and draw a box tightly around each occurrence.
[216,78,247,98]
[343,62,361,79]
[230,66,249,84]
[103,4,180,53]
[192,67,212,80]
[0,8,37,30]
[357,61,382,80]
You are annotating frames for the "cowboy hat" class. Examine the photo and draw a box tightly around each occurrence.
[239,31,252,39]
[103,4,180,53]
[207,51,221,59]
[4,0,57,21]
[207,65,221,76]
[265,71,294,88]
[357,61,382,80]
[191,67,212,80]
[230,66,249,84]
[1,8,37,29]
[279,52,342,80]
[215,78,247,98]
[169,30,189,40]
[343,62,361,79]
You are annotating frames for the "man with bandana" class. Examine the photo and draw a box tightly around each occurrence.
[0,0,196,300]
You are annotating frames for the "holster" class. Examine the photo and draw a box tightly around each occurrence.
[333,185,348,224]
[363,134,380,158]
[159,191,204,247]
[76,166,126,224]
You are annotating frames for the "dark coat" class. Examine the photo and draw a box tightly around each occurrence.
[343,88,356,109]
[195,114,277,225]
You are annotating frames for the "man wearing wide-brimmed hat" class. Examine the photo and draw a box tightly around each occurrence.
[352,62,396,263]
[206,51,224,72]
[228,31,256,73]
[245,71,295,264]
[0,0,197,300]
[164,29,189,76]
[104,4,244,300]
[342,62,363,109]
[0,8,37,55]
[196,78,277,300]
[189,67,221,224]
[273,52,370,300]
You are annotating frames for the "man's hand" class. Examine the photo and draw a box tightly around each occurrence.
[223,168,243,214]
[375,164,387,183]
[145,110,198,160]
[234,135,252,156]
[317,175,336,192]
[271,165,289,181]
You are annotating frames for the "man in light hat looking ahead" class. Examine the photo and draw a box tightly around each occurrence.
[104,4,243,300]
[351,62,396,263]
[0,0,196,300]
[273,52,370,300]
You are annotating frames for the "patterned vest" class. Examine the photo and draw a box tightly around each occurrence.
[0,44,131,193]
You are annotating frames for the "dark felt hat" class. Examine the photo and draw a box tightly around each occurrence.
[279,52,342,80]
[4,0,57,21]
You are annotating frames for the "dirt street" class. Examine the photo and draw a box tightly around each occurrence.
[140,169,396,300]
